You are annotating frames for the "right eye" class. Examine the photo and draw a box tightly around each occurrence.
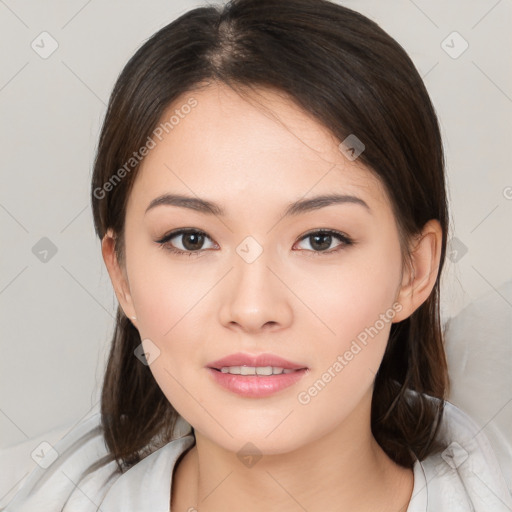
[155,228,218,256]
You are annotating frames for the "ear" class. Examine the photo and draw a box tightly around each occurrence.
[392,219,443,323]
[101,229,137,324]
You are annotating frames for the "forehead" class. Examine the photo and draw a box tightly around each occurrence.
[128,82,390,215]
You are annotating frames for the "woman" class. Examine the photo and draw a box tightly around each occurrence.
[3,0,511,510]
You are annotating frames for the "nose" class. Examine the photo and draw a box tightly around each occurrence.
[218,249,293,334]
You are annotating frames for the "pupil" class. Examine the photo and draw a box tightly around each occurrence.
[311,233,331,251]
[183,233,203,250]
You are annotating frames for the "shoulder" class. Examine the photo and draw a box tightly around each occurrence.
[408,398,512,511]
[97,431,195,511]
[0,412,120,512]
[0,413,196,512]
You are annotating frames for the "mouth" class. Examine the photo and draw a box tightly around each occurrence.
[206,351,308,372]
[205,352,309,398]
[209,366,305,375]
[206,367,309,397]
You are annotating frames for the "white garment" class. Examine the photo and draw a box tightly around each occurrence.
[1,400,511,511]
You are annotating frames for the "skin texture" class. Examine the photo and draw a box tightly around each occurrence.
[102,82,442,512]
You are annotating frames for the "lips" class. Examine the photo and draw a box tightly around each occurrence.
[206,352,308,371]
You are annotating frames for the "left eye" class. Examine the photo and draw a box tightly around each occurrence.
[294,230,353,254]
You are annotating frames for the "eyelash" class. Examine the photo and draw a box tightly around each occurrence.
[155,228,354,257]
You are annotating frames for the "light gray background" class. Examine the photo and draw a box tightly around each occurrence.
[1,0,511,451]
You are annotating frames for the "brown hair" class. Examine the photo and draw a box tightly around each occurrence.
[90,0,449,473]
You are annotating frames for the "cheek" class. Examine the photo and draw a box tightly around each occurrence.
[125,245,222,397]
[292,237,402,393]
[300,241,401,344]
[125,237,211,341]
[127,260,210,422]
[270,250,403,451]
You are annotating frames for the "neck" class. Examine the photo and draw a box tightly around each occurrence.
[171,390,414,512]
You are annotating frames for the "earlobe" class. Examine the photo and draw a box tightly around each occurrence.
[392,219,443,323]
[101,229,137,321]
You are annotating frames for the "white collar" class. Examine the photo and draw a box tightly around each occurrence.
[97,400,512,511]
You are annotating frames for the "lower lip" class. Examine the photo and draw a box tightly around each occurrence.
[206,368,308,398]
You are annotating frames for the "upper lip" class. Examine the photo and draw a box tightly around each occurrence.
[206,352,308,370]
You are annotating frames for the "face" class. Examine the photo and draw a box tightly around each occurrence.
[109,82,411,455]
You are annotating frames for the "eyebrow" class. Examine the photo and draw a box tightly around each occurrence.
[145,193,371,217]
